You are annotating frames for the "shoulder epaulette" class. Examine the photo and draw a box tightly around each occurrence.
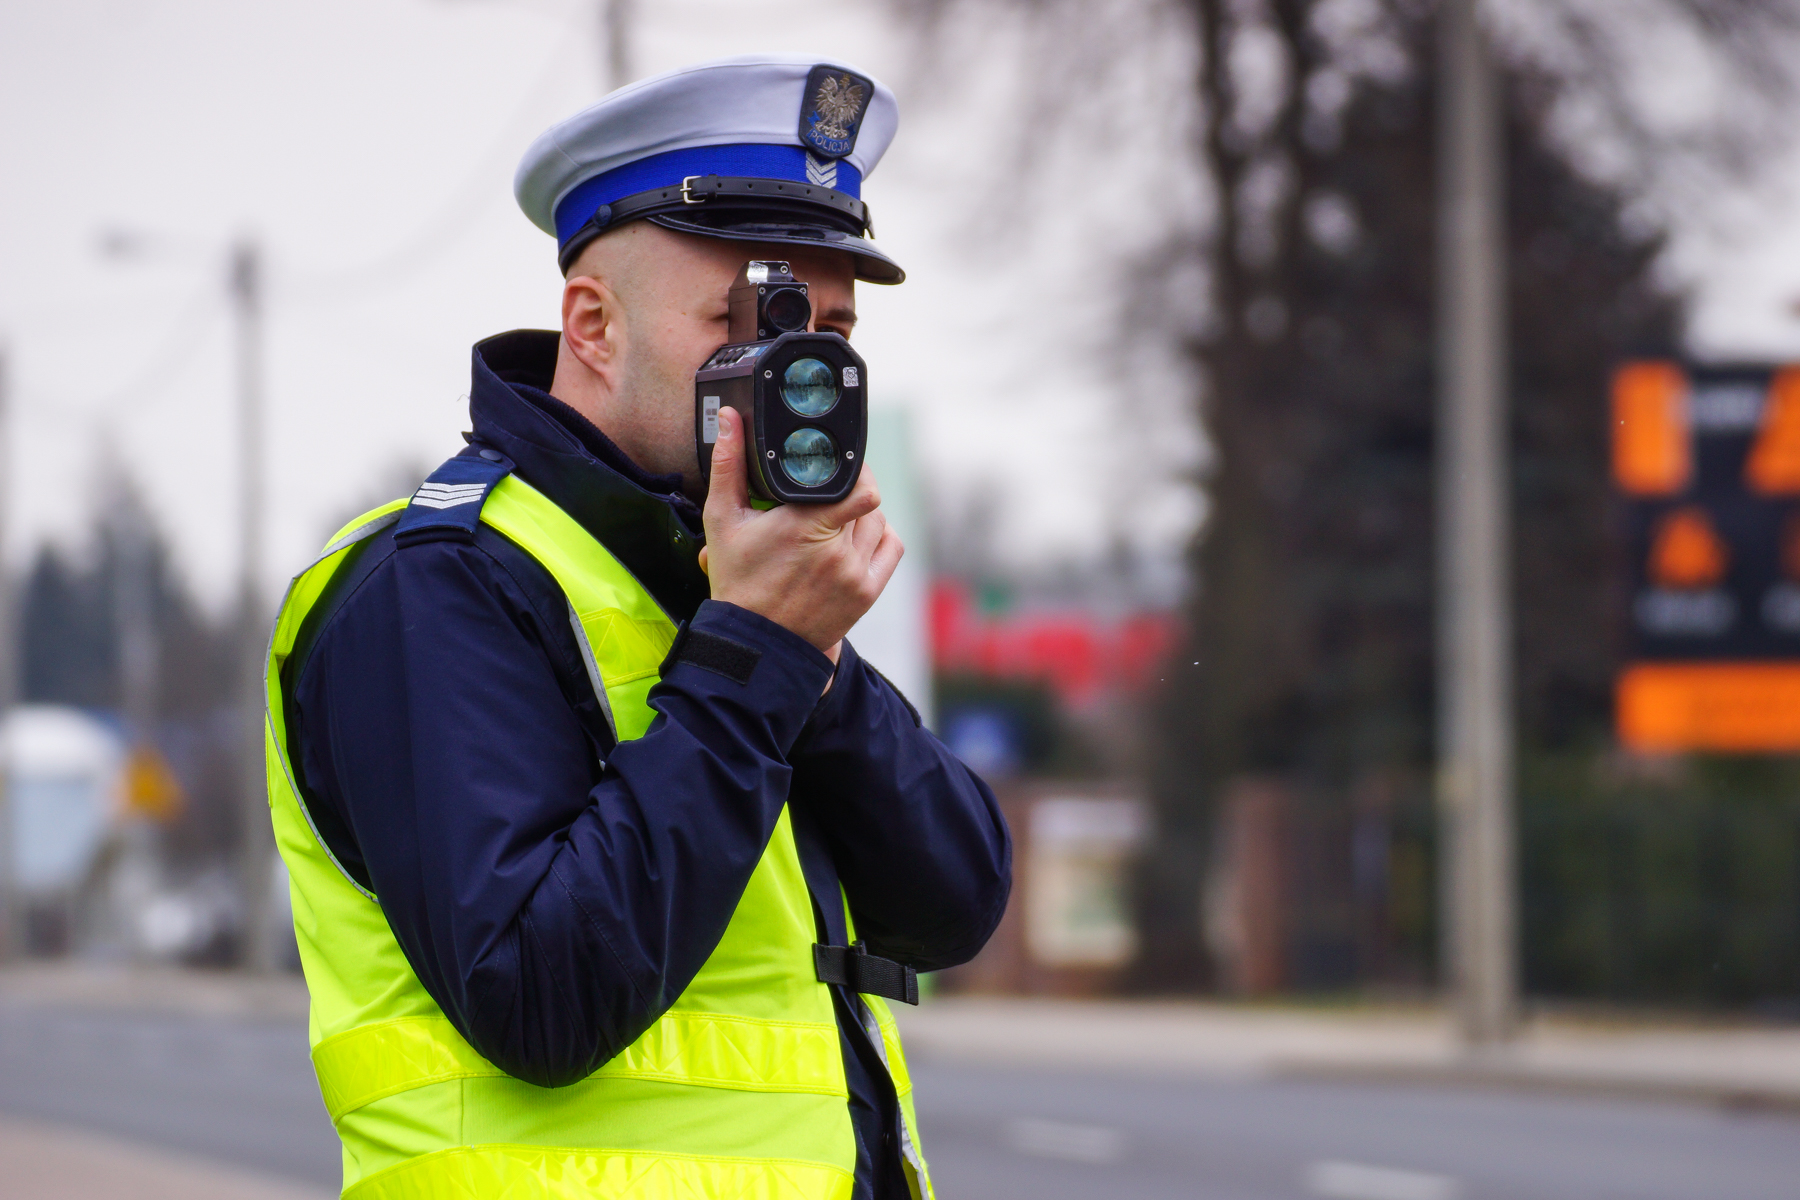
[394,448,515,547]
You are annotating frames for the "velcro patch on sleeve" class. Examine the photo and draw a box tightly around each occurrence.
[660,624,763,685]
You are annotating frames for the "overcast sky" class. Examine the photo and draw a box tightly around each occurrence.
[2,0,1797,609]
[1,0,1186,607]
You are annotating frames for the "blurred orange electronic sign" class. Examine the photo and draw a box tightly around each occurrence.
[1614,362,1800,751]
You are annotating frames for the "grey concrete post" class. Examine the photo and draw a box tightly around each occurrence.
[1435,0,1517,1047]
[0,345,16,962]
[232,240,274,972]
[602,0,634,90]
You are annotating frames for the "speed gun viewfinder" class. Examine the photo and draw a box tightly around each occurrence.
[695,261,867,505]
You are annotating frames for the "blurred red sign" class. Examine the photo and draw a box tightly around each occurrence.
[929,579,1177,708]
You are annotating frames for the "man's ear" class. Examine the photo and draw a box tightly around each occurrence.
[561,273,622,380]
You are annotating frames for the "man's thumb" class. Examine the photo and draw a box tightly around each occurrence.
[706,404,751,518]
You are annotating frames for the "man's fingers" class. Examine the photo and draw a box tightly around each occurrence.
[816,464,882,530]
[849,508,888,560]
[867,525,905,593]
[704,406,751,527]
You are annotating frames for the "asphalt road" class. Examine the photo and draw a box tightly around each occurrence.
[0,1003,339,1186]
[2,1003,1799,1199]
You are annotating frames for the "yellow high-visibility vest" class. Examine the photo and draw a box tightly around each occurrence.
[265,474,932,1199]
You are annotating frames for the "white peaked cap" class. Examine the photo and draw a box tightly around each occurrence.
[511,55,904,281]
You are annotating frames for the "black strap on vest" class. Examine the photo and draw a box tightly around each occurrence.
[814,941,919,1006]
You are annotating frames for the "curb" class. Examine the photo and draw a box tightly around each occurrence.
[1274,1058,1800,1113]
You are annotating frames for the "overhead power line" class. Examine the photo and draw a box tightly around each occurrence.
[87,285,225,416]
[276,33,586,304]
[16,282,225,428]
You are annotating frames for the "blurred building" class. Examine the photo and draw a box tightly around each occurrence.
[0,704,122,952]
[926,555,1176,996]
[944,782,1149,997]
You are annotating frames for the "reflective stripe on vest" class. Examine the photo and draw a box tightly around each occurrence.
[344,1147,853,1200]
[313,1010,850,1123]
[265,475,932,1200]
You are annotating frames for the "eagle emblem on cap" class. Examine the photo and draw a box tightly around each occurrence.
[813,75,864,139]
[799,65,874,160]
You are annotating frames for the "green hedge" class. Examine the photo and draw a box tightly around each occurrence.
[1519,755,1800,1010]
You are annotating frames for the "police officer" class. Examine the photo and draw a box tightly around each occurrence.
[265,56,1010,1200]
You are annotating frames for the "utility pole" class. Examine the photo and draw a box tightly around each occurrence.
[1436,0,1516,1049]
[114,480,159,742]
[601,0,634,90]
[110,465,166,966]
[0,345,16,963]
[231,239,273,972]
[0,348,12,712]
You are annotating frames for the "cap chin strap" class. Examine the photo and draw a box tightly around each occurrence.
[558,174,873,273]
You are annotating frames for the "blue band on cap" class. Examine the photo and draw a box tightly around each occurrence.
[553,144,864,246]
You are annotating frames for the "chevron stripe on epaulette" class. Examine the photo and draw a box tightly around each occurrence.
[394,448,514,547]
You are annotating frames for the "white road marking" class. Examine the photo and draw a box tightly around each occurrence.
[1304,1160,1462,1200]
[1002,1117,1125,1165]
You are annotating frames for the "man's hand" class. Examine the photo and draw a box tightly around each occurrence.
[697,407,903,662]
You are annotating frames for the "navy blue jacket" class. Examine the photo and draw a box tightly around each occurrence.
[284,330,1010,1197]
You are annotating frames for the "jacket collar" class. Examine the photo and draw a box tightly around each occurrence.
[467,330,712,622]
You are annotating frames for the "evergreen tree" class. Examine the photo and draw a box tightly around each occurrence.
[17,475,245,865]
[20,544,116,709]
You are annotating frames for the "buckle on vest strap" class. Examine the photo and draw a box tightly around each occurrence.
[813,941,919,1005]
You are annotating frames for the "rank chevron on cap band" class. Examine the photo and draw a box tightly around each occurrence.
[805,153,839,189]
[512,54,905,285]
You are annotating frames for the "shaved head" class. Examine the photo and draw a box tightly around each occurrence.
[550,222,856,499]
[562,220,656,312]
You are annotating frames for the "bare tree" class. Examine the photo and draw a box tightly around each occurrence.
[890,0,1800,988]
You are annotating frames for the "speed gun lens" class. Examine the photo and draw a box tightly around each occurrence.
[781,358,839,417]
[780,427,839,487]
